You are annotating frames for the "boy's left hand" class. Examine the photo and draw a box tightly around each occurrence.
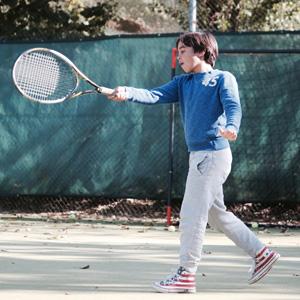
[219,128,237,141]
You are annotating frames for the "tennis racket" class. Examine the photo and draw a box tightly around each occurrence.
[12,47,115,104]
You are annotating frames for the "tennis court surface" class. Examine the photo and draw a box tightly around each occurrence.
[1,218,299,300]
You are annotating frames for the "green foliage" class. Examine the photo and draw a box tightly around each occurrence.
[1,0,299,40]
[151,0,300,32]
[0,0,118,40]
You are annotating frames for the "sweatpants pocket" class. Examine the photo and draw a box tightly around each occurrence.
[190,152,211,175]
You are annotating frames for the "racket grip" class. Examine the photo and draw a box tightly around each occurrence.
[99,87,115,96]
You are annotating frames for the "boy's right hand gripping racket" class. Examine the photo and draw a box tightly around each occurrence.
[12,48,115,104]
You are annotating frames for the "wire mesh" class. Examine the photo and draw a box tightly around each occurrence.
[0,196,299,228]
[1,34,300,227]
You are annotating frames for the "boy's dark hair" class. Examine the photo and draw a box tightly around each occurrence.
[176,32,218,67]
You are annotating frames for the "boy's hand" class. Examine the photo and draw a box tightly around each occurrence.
[108,86,128,102]
[219,127,237,141]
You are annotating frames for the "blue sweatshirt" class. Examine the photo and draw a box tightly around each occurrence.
[125,69,242,152]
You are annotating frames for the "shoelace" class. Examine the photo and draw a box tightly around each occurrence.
[162,268,180,284]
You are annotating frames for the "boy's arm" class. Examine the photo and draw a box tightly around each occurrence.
[107,78,179,105]
[219,72,242,140]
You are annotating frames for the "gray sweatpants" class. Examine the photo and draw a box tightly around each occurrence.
[179,148,264,273]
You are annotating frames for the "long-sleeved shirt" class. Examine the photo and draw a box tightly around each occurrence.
[125,69,242,152]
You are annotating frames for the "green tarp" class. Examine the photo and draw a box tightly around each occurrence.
[0,32,300,203]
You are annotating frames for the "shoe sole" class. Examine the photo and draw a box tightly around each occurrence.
[152,282,196,293]
[248,253,280,284]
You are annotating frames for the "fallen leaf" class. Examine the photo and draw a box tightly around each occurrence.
[80,265,90,269]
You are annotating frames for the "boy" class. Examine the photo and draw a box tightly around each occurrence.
[108,32,280,293]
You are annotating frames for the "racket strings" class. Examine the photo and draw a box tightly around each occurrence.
[17,53,59,98]
[14,51,77,102]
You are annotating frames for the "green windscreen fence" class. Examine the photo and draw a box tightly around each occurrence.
[0,32,300,203]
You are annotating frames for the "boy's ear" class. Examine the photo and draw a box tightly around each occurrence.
[196,50,205,58]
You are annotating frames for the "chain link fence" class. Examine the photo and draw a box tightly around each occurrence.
[1,1,300,227]
[1,196,300,228]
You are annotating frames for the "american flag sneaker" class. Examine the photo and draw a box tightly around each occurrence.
[248,246,280,284]
[152,266,196,293]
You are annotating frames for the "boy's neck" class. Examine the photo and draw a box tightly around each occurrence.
[194,63,213,74]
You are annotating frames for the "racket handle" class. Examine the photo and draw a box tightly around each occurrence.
[99,87,115,96]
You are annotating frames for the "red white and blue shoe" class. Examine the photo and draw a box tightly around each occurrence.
[248,246,280,284]
[152,266,196,293]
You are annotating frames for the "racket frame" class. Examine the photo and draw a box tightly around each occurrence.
[12,47,114,104]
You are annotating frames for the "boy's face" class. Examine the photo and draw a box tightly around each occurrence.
[177,41,203,73]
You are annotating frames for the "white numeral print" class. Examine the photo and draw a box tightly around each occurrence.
[202,76,219,87]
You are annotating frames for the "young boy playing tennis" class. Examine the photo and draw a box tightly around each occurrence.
[108,32,280,293]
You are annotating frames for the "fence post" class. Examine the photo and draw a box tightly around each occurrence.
[189,0,197,32]
[167,48,178,226]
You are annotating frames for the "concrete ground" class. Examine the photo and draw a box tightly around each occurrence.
[0,217,299,300]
